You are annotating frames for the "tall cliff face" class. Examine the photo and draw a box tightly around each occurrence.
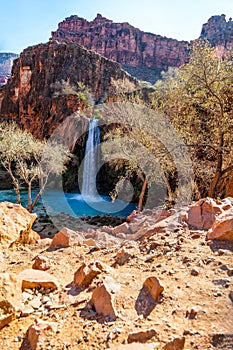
[50,14,190,83]
[0,53,18,85]
[200,14,233,49]
[0,41,138,138]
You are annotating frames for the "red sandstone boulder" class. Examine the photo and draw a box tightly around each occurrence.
[207,211,233,241]
[187,198,223,229]
[20,318,57,350]
[50,227,83,248]
[90,277,120,320]
[73,262,102,288]
[19,269,59,291]
[143,277,164,301]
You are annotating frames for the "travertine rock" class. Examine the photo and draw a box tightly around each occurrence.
[0,202,39,248]
[114,248,131,266]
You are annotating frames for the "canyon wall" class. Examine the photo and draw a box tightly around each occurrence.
[200,14,233,49]
[50,14,190,83]
[0,41,138,138]
[50,14,233,83]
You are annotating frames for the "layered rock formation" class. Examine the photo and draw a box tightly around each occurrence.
[200,14,233,49]
[50,14,233,83]
[0,41,138,138]
[0,53,18,86]
[50,14,190,83]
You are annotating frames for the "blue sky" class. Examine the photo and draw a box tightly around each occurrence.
[0,0,232,53]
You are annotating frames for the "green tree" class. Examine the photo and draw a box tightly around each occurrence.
[0,122,71,212]
[100,100,193,211]
[153,40,233,197]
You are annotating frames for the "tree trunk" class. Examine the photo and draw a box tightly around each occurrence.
[28,178,47,213]
[28,182,32,209]
[7,163,21,204]
[137,176,148,213]
[208,131,224,197]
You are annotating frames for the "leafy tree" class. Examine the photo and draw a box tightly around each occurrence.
[152,40,233,197]
[100,100,193,211]
[0,122,71,212]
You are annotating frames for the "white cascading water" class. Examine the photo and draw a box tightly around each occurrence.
[81,118,100,198]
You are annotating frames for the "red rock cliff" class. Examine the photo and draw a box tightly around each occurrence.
[0,41,138,138]
[50,14,190,83]
[200,14,233,49]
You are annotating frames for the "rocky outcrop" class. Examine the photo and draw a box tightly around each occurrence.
[0,41,138,139]
[0,53,18,86]
[200,15,233,50]
[50,14,190,83]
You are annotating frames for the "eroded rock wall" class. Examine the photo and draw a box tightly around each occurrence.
[0,41,138,138]
[50,14,190,83]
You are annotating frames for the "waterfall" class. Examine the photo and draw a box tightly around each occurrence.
[81,118,100,197]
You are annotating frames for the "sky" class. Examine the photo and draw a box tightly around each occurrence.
[0,0,232,53]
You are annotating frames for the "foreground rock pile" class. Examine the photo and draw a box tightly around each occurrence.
[0,197,233,349]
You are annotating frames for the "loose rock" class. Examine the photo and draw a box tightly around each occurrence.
[19,269,59,291]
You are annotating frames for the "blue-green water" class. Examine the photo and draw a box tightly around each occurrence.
[0,189,136,218]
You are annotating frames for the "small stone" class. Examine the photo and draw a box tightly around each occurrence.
[191,268,199,276]
[29,298,42,309]
[21,305,35,316]
[73,262,102,288]
[127,329,156,343]
[143,277,164,301]
[32,255,51,271]
[114,248,131,266]
[186,308,198,319]
[14,335,22,342]
[163,336,185,350]
[20,318,58,350]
